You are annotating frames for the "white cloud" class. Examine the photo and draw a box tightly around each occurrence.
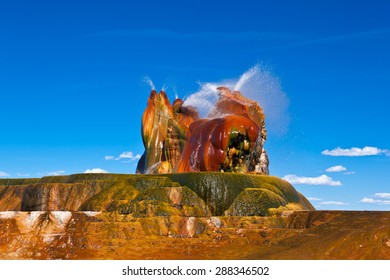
[319,201,348,205]
[361,193,390,205]
[344,171,355,175]
[105,151,141,161]
[374,193,390,198]
[0,171,10,177]
[361,197,390,205]
[307,197,322,201]
[16,173,30,177]
[119,151,141,160]
[282,174,342,186]
[325,165,347,172]
[84,168,109,174]
[42,171,66,176]
[361,198,376,203]
[322,146,389,157]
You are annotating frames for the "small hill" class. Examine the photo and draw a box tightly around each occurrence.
[0,172,313,215]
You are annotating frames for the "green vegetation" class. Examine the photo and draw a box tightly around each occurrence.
[0,178,40,186]
[164,172,308,215]
[226,188,287,216]
[0,172,314,216]
[79,176,210,217]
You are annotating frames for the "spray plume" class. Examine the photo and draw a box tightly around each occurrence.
[144,76,155,90]
[183,65,290,135]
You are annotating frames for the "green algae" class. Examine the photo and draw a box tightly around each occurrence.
[0,173,314,216]
[225,188,287,216]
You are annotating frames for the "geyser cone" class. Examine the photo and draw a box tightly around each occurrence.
[176,87,269,174]
[137,87,269,174]
[137,90,200,174]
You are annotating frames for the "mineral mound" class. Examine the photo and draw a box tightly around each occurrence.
[0,87,322,260]
[0,173,319,259]
[136,87,269,174]
[0,173,313,216]
[1,175,389,260]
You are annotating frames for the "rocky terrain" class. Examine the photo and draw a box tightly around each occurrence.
[0,172,315,259]
[1,87,387,260]
[0,174,389,260]
[1,209,389,260]
[0,173,312,215]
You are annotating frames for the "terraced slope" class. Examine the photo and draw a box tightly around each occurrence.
[0,173,314,215]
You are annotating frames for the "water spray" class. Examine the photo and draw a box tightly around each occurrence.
[144,76,155,90]
[183,64,289,135]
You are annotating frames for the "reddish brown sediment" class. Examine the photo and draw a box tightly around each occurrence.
[137,90,200,174]
[0,173,318,260]
[1,211,389,260]
[208,87,265,128]
[137,87,269,174]
[176,115,259,172]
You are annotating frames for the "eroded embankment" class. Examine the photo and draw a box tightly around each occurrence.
[0,210,389,260]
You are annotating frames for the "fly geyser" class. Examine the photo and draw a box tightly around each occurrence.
[0,84,323,260]
[1,80,389,261]
[136,90,200,174]
[133,86,314,216]
[137,87,269,174]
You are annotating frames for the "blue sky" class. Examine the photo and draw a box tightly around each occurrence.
[1,0,390,210]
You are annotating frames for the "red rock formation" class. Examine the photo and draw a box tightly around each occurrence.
[208,87,265,127]
[137,87,269,174]
[1,211,390,260]
[176,87,268,173]
[136,90,199,174]
[176,115,259,172]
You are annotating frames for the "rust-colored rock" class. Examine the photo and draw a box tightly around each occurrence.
[176,115,259,172]
[0,173,314,260]
[1,210,390,260]
[136,90,199,174]
[177,87,268,173]
[137,87,269,174]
